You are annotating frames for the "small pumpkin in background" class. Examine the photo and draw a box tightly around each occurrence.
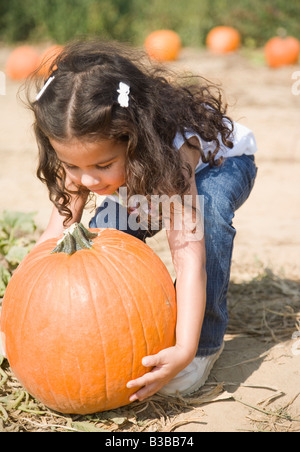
[206,26,241,54]
[0,224,176,414]
[6,45,40,80]
[264,35,300,68]
[144,29,182,62]
[37,44,63,77]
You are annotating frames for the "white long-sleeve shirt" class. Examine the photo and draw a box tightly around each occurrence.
[173,121,257,173]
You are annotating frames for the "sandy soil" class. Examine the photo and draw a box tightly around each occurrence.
[0,46,299,432]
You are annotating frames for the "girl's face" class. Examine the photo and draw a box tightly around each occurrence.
[50,138,127,195]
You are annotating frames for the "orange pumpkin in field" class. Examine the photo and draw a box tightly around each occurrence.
[145,29,182,62]
[6,46,40,80]
[37,44,63,76]
[0,224,176,414]
[264,36,300,68]
[206,26,241,54]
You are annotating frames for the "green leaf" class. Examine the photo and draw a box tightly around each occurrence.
[0,264,11,297]
[5,246,29,268]
[0,211,37,234]
[0,211,37,259]
[71,421,109,432]
[103,411,128,425]
[110,416,127,425]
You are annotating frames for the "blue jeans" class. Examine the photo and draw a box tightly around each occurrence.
[89,155,258,357]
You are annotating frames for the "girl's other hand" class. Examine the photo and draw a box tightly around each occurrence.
[126,345,193,402]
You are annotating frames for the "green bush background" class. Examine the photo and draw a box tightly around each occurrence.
[0,0,299,47]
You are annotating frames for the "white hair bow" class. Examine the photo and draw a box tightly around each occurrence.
[35,75,55,101]
[117,82,130,108]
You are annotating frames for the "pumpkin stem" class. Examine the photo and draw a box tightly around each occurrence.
[51,223,98,255]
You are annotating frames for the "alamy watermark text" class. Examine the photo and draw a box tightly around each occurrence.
[291,71,300,96]
[0,71,5,95]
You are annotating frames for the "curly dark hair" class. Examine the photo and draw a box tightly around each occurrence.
[26,39,233,225]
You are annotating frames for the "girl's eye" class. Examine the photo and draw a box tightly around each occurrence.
[63,163,77,170]
[97,163,113,170]
[62,162,113,170]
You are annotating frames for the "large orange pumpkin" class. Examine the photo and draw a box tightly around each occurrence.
[264,36,300,68]
[6,46,40,80]
[0,224,176,414]
[144,29,182,62]
[37,45,63,77]
[206,26,241,54]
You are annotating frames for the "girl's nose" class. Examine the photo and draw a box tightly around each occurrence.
[80,172,101,188]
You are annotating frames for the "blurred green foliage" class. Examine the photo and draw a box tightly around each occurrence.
[0,211,37,296]
[0,0,299,47]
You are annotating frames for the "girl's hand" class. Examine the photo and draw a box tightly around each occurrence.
[126,345,193,402]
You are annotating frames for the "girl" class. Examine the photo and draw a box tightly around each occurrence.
[27,40,257,402]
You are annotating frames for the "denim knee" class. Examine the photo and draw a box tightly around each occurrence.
[89,197,151,242]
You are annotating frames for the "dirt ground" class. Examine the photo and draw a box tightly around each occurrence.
[0,46,299,432]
